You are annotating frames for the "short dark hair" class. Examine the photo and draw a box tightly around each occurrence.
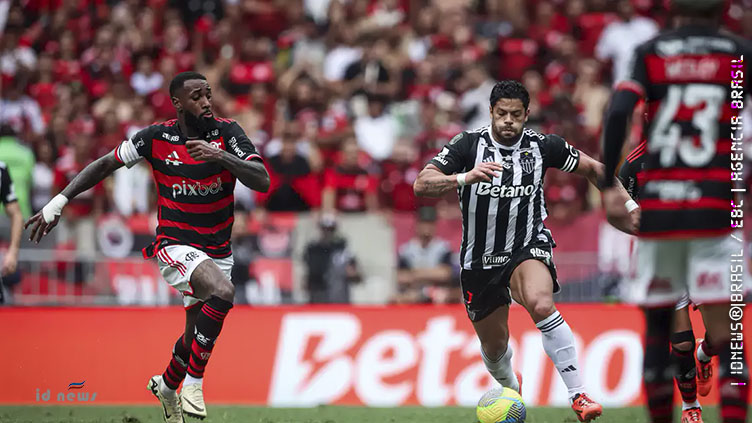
[169,71,207,97]
[489,80,530,109]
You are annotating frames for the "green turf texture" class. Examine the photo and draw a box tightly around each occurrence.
[0,405,723,423]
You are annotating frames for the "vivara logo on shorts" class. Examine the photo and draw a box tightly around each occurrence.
[476,182,536,198]
[172,177,224,198]
[483,253,511,267]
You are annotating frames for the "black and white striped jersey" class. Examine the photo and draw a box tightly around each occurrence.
[429,126,581,270]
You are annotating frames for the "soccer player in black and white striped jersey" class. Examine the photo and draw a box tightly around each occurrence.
[414,80,637,422]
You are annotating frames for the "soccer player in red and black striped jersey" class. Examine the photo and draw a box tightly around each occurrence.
[25,72,270,423]
[602,1,751,422]
[619,139,707,423]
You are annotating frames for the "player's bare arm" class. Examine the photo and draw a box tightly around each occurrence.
[185,140,270,193]
[572,151,639,234]
[413,162,503,198]
[2,201,22,275]
[25,149,123,243]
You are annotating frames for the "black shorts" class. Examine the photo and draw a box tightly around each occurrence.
[460,241,559,322]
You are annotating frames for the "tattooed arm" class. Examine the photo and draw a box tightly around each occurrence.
[413,163,503,198]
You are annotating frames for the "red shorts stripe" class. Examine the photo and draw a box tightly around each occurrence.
[160,217,234,234]
[639,197,731,211]
[637,168,730,182]
[158,250,185,276]
[163,249,187,273]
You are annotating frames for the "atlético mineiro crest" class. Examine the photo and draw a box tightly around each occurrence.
[519,151,535,174]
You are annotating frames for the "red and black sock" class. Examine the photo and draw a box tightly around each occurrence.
[670,331,697,405]
[718,342,749,423]
[187,296,233,379]
[643,307,674,423]
[162,335,191,390]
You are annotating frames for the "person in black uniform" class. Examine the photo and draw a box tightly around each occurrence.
[602,0,752,421]
[414,80,637,422]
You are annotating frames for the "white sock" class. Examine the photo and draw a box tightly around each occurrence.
[159,378,177,397]
[697,342,712,363]
[481,343,519,392]
[183,374,203,387]
[682,400,701,410]
[536,310,585,401]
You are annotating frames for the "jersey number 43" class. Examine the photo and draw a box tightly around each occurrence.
[649,84,726,168]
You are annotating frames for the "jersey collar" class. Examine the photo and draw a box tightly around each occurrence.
[486,126,523,150]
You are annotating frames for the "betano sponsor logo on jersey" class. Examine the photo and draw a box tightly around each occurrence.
[476,182,536,198]
[172,177,224,198]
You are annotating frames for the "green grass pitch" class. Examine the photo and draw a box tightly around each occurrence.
[0,405,724,423]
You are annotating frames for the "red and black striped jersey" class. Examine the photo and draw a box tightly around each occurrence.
[617,24,751,238]
[115,118,263,258]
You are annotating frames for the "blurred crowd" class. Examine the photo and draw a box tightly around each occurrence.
[2,0,751,303]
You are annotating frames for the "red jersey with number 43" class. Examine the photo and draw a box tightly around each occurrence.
[617,25,752,238]
[114,118,263,258]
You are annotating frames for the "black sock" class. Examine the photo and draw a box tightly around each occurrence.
[187,296,233,379]
[643,307,674,423]
[670,331,697,406]
[162,335,191,389]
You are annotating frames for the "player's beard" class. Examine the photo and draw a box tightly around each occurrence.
[183,110,217,138]
[493,125,523,145]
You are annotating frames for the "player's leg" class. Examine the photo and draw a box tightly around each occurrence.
[177,257,234,418]
[509,257,601,422]
[671,297,703,423]
[628,237,686,423]
[472,305,520,392]
[697,303,749,423]
[688,235,749,423]
[462,269,520,393]
[160,304,201,393]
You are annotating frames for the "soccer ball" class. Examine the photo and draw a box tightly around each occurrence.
[476,387,526,423]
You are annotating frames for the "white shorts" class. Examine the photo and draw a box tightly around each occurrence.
[628,233,741,307]
[156,245,234,308]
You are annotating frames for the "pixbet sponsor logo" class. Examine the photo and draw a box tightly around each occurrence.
[172,177,224,198]
[476,182,536,198]
[268,313,643,407]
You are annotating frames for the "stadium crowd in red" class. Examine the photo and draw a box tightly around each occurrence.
[2,0,751,222]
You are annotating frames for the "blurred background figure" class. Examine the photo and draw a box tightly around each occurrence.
[302,214,361,303]
[394,206,455,304]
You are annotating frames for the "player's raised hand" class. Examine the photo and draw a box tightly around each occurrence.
[465,162,505,184]
[603,186,638,235]
[186,140,223,162]
[24,212,60,244]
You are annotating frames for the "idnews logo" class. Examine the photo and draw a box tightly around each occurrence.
[35,381,97,403]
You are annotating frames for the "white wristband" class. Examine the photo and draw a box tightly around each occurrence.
[42,194,68,223]
[625,199,639,213]
[456,173,467,187]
